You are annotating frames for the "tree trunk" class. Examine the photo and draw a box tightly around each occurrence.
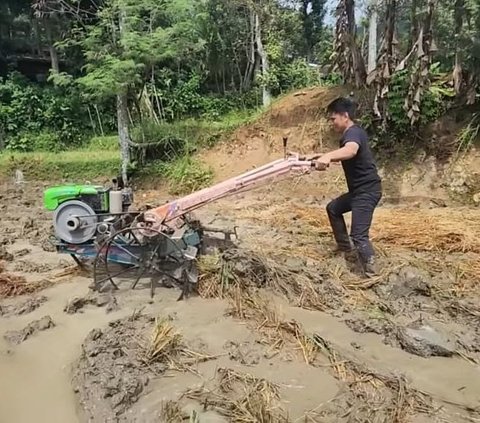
[243,10,256,91]
[453,0,464,94]
[32,18,42,56]
[117,94,131,186]
[333,0,366,87]
[367,0,378,74]
[254,11,271,107]
[408,0,419,52]
[117,7,130,185]
[370,0,397,123]
[405,0,436,125]
[301,0,311,60]
[347,0,366,86]
[44,20,59,74]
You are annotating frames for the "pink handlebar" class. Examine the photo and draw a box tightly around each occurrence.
[143,153,315,230]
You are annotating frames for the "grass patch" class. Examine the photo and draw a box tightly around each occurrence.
[139,156,214,195]
[0,109,260,183]
[0,150,121,181]
[85,135,119,151]
[131,110,261,151]
[0,147,214,188]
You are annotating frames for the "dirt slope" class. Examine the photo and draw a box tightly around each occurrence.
[200,86,346,182]
[199,86,480,205]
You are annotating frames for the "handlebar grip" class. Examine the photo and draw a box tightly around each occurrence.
[311,161,329,170]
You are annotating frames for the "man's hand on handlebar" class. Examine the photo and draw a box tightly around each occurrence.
[287,151,334,170]
[313,155,331,171]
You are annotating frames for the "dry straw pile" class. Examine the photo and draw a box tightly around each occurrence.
[0,261,37,298]
[185,368,289,423]
[371,208,480,254]
[139,318,216,371]
[241,203,480,254]
[309,335,433,422]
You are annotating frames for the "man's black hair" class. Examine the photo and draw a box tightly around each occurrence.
[326,97,356,120]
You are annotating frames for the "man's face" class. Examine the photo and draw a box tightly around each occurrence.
[328,112,350,133]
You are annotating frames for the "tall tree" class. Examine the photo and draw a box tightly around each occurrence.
[452,0,464,94]
[300,0,328,61]
[403,0,437,124]
[367,0,378,73]
[74,0,204,183]
[368,0,397,124]
[32,0,63,74]
[332,0,366,87]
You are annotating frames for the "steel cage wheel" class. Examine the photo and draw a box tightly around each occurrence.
[93,225,187,296]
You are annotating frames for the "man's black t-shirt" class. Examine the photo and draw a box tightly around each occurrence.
[340,125,381,194]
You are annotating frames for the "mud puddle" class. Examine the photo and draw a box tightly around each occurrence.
[0,280,126,423]
[286,303,480,411]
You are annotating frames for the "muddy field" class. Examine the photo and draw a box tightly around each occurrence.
[1,86,480,422]
[0,176,479,423]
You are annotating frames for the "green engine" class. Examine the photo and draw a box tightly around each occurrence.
[44,183,134,244]
[44,185,110,212]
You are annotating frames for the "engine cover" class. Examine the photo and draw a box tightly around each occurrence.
[53,200,98,244]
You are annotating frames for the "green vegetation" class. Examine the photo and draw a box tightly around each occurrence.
[0,150,120,181]
[1,0,480,187]
[0,72,114,151]
[144,157,214,195]
[0,109,256,191]
[360,64,456,149]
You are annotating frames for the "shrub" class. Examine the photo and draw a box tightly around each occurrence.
[6,131,64,152]
[0,71,114,151]
[157,156,213,195]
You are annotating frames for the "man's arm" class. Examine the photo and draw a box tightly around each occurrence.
[305,142,359,162]
[323,142,359,162]
[313,142,359,170]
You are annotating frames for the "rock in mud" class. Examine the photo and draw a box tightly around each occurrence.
[344,316,393,336]
[4,315,55,345]
[64,297,89,314]
[396,319,456,357]
[224,341,261,366]
[0,246,14,262]
[105,296,119,313]
[64,293,119,314]
[0,296,47,317]
[382,266,432,300]
[374,266,433,314]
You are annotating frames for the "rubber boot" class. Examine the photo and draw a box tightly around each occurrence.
[361,255,379,278]
[327,213,353,253]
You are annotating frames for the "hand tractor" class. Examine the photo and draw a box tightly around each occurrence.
[43,139,317,299]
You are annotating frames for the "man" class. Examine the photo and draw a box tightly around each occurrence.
[308,97,382,277]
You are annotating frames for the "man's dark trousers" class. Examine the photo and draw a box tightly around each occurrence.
[326,190,382,262]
